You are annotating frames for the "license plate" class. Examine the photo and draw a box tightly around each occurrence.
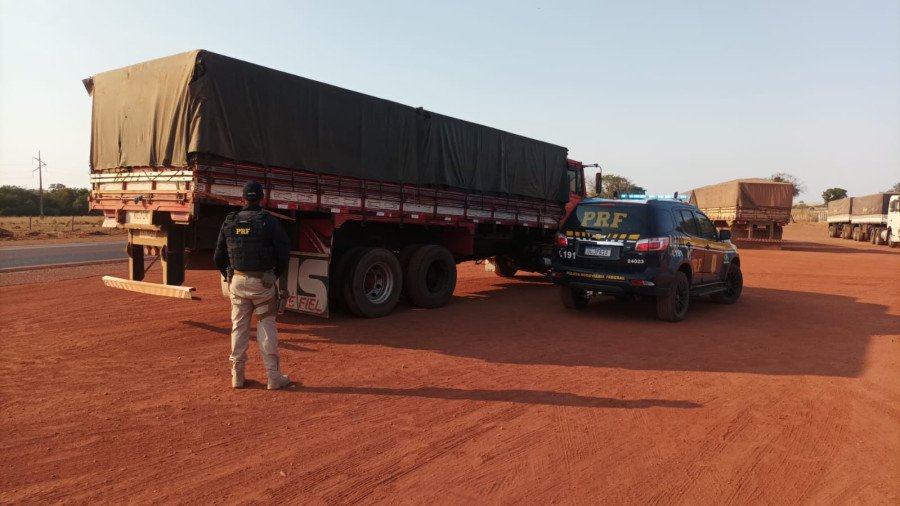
[584,246,612,257]
[125,211,153,225]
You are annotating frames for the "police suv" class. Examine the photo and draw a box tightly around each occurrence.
[551,198,742,321]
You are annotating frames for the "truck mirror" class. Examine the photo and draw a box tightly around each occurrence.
[595,172,602,196]
[718,229,732,242]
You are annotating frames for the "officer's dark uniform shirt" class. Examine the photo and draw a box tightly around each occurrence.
[214,202,291,277]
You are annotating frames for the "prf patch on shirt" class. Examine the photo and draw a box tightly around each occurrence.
[580,211,628,228]
[235,227,251,236]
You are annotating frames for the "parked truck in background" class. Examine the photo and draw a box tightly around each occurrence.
[687,179,793,247]
[83,50,591,318]
[827,193,900,246]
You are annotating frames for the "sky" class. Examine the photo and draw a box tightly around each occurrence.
[0,0,897,202]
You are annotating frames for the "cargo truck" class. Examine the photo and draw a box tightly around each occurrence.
[83,50,592,318]
[688,179,793,246]
[827,193,900,246]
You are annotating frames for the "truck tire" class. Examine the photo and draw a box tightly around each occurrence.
[398,244,421,271]
[773,225,783,240]
[828,225,836,238]
[342,247,402,318]
[871,230,878,244]
[559,285,590,309]
[730,225,749,239]
[656,270,690,322]
[331,247,366,310]
[889,229,897,248]
[711,264,743,304]
[493,255,519,278]
[404,245,457,308]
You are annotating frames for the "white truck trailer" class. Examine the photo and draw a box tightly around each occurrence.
[827,193,900,246]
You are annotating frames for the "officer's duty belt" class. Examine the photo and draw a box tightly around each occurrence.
[233,270,272,279]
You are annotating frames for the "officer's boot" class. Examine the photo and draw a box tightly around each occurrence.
[267,372,291,390]
[232,363,246,389]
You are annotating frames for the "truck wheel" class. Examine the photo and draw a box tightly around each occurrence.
[398,244,421,271]
[871,230,878,244]
[331,247,366,310]
[731,225,749,239]
[559,285,590,309]
[828,225,836,238]
[493,255,519,278]
[656,270,690,322]
[342,247,402,318]
[405,245,457,308]
[773,225,783,240]
[711,264,743,304]
[889,229,897,248]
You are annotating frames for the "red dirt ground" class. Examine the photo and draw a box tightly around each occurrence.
[1,222,898,503]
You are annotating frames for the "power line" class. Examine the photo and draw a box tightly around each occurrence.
[32,151,47,218]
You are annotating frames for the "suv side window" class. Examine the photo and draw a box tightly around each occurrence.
[677,209,699,236]
[694,212,719,240]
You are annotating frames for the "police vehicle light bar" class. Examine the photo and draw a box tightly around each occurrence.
[620,194,689,200]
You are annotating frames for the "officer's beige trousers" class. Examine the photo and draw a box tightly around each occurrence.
[229,274,281,380]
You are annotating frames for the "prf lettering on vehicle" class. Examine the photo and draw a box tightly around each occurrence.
[580,211,627,228]
[566,230,640,241]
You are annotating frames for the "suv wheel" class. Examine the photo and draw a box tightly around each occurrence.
[656,271,690,322]
[711,264,743,304]
[560,286,590,309]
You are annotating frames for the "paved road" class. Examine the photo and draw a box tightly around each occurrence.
[0,241,126,270]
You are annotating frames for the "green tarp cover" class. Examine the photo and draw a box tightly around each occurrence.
[85,50,570,202]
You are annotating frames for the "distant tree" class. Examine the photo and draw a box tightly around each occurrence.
[597,174,646,198]
[821,187,848,203]
[0,185,92,216]
[0,186,39,216]
[770,173,806,198]
[628,185,647,195]
[891,182,900,193]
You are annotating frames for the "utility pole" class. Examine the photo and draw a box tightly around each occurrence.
[32,150,46,218]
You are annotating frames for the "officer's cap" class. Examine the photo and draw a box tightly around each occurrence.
[243,181,263,201]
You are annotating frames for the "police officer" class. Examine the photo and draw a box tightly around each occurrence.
[214,181,292,390]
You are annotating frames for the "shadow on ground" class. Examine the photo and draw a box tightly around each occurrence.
[183,270,897,379]
[298,385,701,409]
[277,284,895,378]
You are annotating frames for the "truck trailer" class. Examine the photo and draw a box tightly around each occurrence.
[688,179,793,246]
[84,50,591,318]
[827,193,900,246]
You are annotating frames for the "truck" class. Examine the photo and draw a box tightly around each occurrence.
[687,178,794,246]
[83,50,592,318]
[827,193,900,246]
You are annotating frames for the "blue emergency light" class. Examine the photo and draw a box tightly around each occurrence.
[620,194,689,200]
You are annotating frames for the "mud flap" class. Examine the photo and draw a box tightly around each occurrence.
[284,218,333,317]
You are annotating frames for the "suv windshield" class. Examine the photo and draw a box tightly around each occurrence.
[563,203,651,235]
